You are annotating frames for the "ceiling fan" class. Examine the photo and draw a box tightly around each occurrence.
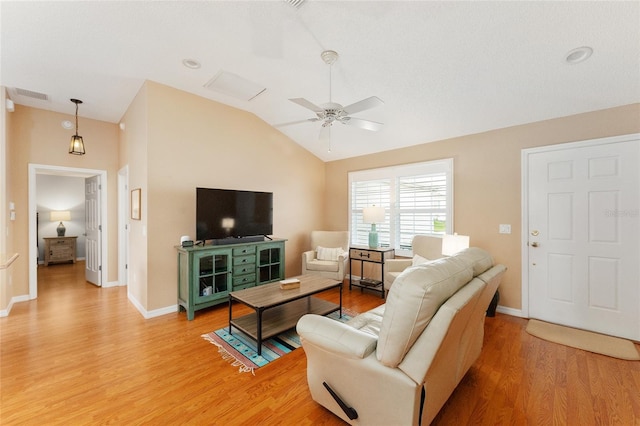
[278,50,384,151]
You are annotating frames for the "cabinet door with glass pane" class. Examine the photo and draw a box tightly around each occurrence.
[193,249,232,303]
[257,241,285,284]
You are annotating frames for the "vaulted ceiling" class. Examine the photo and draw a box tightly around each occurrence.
[2,1,638,161]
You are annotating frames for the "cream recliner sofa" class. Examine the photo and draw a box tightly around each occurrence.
[383,234,445,289]
[301,231,349,281]
[297,247,506,426]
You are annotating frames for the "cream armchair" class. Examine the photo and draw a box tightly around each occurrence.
[302,231,349,281]
[384,234,445,289]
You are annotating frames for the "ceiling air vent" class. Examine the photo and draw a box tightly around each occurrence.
[204,70,266,101]
[14,87,49,101]
[284,0,306,9]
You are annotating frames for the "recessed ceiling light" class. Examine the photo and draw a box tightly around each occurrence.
[565,46,593,64]
[182,58,201,69]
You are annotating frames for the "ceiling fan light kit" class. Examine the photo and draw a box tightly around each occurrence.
[282,50,384,152]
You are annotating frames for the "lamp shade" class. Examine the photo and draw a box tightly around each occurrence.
[69,135,85,155]
[362,206,385,224]
[441,234,470,256]
[50,211,71,222]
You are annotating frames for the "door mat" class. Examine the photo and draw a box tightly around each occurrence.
[526,319,640,361]
[202,308,357,374]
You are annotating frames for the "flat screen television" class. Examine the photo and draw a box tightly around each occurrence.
[196,187,273,243]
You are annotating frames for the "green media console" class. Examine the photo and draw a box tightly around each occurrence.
[176,238,286,320]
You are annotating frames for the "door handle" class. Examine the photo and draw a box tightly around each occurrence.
[530,242,539,247]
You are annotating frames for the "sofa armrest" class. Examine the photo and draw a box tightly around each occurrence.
[302,250,316,265]
[385,258,412,272]
[297,314,378,359]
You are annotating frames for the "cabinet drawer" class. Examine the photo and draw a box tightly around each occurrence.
[233,246,256,256]
[233,264,255,276]
[350,248,383,262]
[233,255,255,266]
[233,274,256,287]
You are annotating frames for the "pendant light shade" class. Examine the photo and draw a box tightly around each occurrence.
[69,98,85,155]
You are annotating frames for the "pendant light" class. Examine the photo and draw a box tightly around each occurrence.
[68,98,85,155]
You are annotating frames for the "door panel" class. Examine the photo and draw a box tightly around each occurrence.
[527,138,639,340]
[85,175,101,286]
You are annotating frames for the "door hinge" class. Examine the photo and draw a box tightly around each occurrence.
[99,225,102,231]
[99,265,102,271]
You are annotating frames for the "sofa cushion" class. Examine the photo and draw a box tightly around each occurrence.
[346,304,385,337]
[316,246,344,261]
[305,259,340,272]
[452,247,493,276]
[376,256,473,367]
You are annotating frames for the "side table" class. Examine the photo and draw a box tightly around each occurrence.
[349,246,395,298]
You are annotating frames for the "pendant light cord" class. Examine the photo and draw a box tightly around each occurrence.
[75,102,79,135]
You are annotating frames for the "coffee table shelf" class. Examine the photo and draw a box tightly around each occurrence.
[228,275,342,355]
[231,297,339,341]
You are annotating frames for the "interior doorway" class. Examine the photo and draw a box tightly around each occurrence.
[28,164,108,299]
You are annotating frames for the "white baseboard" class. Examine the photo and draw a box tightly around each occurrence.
[0,294,30,317]
[101,280,120,288]
[496,305,525,318]
[127,292,178,319]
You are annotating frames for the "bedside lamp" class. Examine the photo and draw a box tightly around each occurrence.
[442,233,470,256]
[50,210,71,237]
[362,206,385,249]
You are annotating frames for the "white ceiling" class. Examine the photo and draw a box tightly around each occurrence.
[2,1,639,161]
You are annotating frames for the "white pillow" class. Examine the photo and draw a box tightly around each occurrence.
[412,254,430,266]
[316,246,343,261]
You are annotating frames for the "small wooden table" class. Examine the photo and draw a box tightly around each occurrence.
[349,246,395,298]
[228,274,342,355]
[43,236,77,266]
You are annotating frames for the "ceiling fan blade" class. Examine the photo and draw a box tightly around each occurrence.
[274,118,320,127]
[289,98,325,114]
[342,117,384,132]
[342,96,384,115]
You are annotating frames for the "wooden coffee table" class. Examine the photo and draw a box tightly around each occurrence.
[228,274,342,355]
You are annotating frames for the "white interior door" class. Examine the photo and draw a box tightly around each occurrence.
[526,136,639,340]
[85,175,102,286]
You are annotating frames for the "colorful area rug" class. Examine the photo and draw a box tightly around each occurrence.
[202,308,356,374]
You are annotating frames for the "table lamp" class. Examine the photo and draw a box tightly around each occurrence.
[441,233,470,256]
[50,210,71,237]
[362,206,385,248]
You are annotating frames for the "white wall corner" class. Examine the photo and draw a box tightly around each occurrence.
[0,294,30,317]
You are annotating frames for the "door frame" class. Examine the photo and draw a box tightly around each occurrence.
[117,165,129,287]
[520,133,640,318]
[28,163,108,299]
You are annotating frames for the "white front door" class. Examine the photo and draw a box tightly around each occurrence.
[85,175,102,286]
[526,136,640,340]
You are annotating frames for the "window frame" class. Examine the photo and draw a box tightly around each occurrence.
[348,158,454,257]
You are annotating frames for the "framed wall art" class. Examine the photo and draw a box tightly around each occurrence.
[131,188,141,220]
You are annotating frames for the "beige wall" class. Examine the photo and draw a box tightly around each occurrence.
[4,104,119,306]
[325,103,640,312]
[122,81,326,312]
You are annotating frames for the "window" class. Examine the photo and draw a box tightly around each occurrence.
[349,159,453,256]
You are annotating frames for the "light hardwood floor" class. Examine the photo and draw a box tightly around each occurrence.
[1,262,639,425]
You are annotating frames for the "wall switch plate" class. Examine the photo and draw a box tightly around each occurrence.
[499,224,511,234]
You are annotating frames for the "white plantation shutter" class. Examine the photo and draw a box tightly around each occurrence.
[351,179,391,247]
[349,159,453,256]
[397,173,448,250]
